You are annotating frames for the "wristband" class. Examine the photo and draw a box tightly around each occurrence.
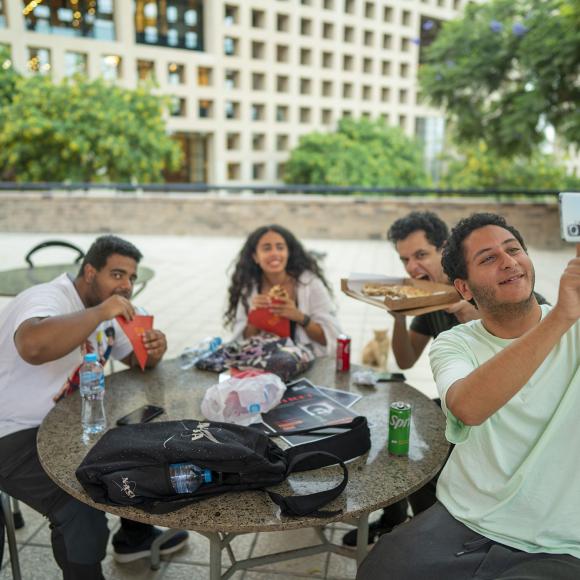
[299,314,311,328]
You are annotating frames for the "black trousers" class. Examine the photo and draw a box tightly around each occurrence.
[357,502,580,580]
[0,428,152,580]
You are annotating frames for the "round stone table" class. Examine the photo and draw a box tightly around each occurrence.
[38,357,449,578]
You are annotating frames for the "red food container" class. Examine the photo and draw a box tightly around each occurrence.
[336,334,351,372]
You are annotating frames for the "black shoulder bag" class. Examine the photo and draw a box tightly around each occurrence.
[75,416,370,517]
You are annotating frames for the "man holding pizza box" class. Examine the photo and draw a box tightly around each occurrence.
[0,235,188,579]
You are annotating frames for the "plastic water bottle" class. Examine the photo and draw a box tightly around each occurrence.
[169,463,214,494]
[80,353,106,436]
[222,391,262,426]
[180,336,223,370]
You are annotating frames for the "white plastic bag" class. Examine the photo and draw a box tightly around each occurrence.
[201,373,286,426]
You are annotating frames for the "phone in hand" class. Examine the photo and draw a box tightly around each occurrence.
[116,405,164,426]
[559,192,580,242]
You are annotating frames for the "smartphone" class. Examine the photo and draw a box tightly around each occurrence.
[375,372,406,382]
[116,405,164,426]
[559,192,580,242]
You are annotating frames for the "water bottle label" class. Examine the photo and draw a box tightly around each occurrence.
[248,403,261,413]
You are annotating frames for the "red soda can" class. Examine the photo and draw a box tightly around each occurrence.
[336,334,351,372]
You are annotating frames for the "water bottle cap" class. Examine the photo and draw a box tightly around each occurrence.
[248,403,261,413]
[202,468,213,483]
[84,353,98,362]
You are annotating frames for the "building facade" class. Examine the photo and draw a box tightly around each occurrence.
[0,0,467,184]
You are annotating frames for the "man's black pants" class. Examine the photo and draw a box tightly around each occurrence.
[0,428,153,580]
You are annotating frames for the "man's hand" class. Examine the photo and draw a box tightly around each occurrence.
[553,244,580,325]
[143,329,167,367]
[445,300,480,323]
[96,295,135,322]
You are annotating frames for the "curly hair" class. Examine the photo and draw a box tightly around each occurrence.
[78,235,142,277]
[442,213,527,283]
[387,211,449,250]
[224,225,331,328]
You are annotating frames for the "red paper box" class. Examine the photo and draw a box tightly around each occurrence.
[115,314,154,370]
[247,304,290,338]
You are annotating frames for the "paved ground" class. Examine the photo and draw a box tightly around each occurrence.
[0,231,572,579]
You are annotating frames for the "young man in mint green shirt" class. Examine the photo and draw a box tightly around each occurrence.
[357,213,580,580]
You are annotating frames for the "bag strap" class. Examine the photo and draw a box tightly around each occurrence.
[268,416,371,472]
[267,450,348,517]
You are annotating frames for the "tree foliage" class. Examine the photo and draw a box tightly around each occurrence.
[420,0,580,157]
[283,118,430,188]
[0,50,181,183]
[441,141,580,190]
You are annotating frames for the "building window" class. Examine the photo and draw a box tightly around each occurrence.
[362,85,372,100]
[300,18,311,35]
[100,54,121,81]
[27,47,52,75]
[323,0,334,9]
[381,60,391,76]
[276,163,286,180]
[343,55,353,71]
[322,80,333,97]
[363,57,373,74]
[321,109,332,125]
[344,0,355,15]
[322,52,333,68]
[170,97,186,117]
[224,36,239,56]
[252,72,265,91]
[364,2,374,18]
[299,107,311,123]
[383,6,393,22]
[252,163,265,180]
[276,45,289,63]
[137,59,155,82]
[401,37,411,52]
[226,132,240,150]
[227,163,240,180]
[224,100,239,119]
[400,63,410,78]
[168,62,185,84]
[342,83,353,99]
[322,22,334,39]
[252,133,265,151]
[251,41,265,60]
[399,114,407,130]
[24,0,115,40]
[363,30,374,47]
[300,48,311,66]
[224,4,238,26]
[276,134,289,151]
[300,78,311,95]
[251,104,265,121]
[402,10,411,27]
[381,87,391,102]
[383,34,392,49]
[251,9,265,28]
[198,99,213,118]
[343,26,354,43]
[399,89,408,104]
[64,51,88,77]
[135,1,203,50]
[276,75,289,93]
[276,105,288,122]
[224,69,238,89]
[276,13,289,32]
[198,66,212,86]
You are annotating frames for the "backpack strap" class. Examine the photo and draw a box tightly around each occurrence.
[267,450,348,517]
[268,416,371,472]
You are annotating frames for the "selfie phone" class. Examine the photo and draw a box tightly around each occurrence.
[375,372,406,382]
[116,405,164,426]
[559,192,580,242]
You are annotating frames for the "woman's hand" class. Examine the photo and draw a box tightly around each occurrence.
[268,296,303,323]
[251,294,272,309]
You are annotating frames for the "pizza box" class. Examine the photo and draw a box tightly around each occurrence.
[341,274,460,315]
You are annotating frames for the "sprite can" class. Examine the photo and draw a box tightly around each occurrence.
[388,401,411,456]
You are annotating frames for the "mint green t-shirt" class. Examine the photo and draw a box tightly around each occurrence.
[430,304,580,558]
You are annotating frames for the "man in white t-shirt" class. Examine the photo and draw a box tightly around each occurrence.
[0,235,187,580]
[357,213,580,579]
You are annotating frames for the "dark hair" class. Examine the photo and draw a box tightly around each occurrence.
[78,235,142,277]
[442,213,527,282]
[224,225,330,327]
[387,211,449,250]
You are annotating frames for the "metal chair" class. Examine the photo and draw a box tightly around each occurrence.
[0,491,22,580]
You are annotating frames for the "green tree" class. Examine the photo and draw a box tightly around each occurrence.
[283,118,430,188]
[0,68,182,183]
[0,46,20,109]
[420,0,580,157]
[441,141,580,190]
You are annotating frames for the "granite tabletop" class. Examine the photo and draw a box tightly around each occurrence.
[37,357,449,533]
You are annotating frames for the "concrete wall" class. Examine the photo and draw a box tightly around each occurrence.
[0,192,563,249]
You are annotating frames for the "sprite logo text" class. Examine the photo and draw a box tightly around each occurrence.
[389,415,410,429]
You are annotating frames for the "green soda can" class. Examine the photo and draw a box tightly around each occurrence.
[388,401,411,456]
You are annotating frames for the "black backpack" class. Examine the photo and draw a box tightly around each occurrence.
[75,416,370,516]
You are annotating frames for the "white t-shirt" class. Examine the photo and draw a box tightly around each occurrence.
[430,304,580,558]
[0,274,132,438]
